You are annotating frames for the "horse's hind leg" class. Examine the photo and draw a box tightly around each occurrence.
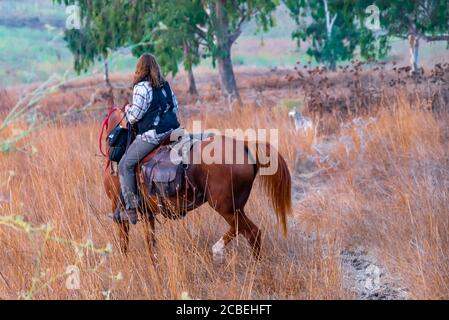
[236,211,261,259]
[212,222,238,263]
[213,210,261,261]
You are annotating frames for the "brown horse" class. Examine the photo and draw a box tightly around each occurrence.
[101,107,292,262]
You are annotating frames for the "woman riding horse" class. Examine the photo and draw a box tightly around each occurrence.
[103,55,292,260]
[116,54,180,224]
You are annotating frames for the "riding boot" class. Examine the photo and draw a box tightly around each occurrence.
[124,208,138,225]
[111,206,123,223]
[110,207,138,225]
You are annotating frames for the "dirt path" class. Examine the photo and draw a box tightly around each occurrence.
[340,249,408,300]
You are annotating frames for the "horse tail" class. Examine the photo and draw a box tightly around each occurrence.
[245,141,292,237]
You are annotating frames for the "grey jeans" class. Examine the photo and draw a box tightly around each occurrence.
[119,136,159,209]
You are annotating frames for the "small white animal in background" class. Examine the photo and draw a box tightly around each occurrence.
[288,109,314,132]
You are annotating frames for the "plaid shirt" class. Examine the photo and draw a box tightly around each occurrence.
[126,81,179,143]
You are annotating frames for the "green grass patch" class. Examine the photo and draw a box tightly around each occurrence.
[0,26,74,85]
[0,0,66,22]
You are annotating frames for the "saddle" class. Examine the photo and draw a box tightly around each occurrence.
[141,144,184,198]
[139,129,214,199]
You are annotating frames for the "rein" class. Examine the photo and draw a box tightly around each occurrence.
[99,106,126,170]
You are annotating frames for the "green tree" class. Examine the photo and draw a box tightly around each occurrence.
[132,0,208,96]
[353,0,449,74]
[284,0,385,70]
[286,1,449,72]
[55,0,204,96]
[55,0,280,103]
[202,0,279,103]
[54,0,151,104]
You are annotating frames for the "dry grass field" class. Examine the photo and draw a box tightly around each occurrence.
[0,66,448,300]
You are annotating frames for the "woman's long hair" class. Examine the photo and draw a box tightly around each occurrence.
[133,54,165,87]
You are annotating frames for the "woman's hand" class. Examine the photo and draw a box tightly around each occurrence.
[124,104,131,113]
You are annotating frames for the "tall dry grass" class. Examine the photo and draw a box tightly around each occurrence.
[0,86,447,299]
[297,95,449,299]
[0,108,349,300]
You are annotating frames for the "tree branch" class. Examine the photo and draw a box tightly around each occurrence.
[229,8,253,45]
[329,13,337,32]
[323,0,337,38]
[418,1,433,22]
[194,24,208,40]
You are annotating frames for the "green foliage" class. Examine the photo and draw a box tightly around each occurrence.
[353,0,449,70]
[132,0,208,76]
[54,0,208,77]
[219,0,279,33]
[52,0,280,99]
[284,0,449,69]
[134,0,280,76]
[54,0,150,73]
[205,0,279,63]
[283,0,386,69]
[353,0,449,40]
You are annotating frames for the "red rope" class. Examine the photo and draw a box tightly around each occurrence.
[99,107,120,171]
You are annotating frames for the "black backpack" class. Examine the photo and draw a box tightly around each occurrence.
[107,126,129,162]
[136,82,180,135]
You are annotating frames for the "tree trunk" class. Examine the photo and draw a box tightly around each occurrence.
[323,0,337,38]
[214,0,241,105]
[103,58,114,108]
[408,34,420,75]
[217,46,240,104]
[407,11,420,77]
[186,67,198,96]
[329,57,337,71]
[104,58,111,88]
[183,42,198,96]
[323,0,337,71]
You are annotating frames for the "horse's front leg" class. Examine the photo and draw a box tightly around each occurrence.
[105,173,130,254]
[111,191,130,255]
[142,212,157,264]
[115,220,130,255]
[113,197,130,255]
